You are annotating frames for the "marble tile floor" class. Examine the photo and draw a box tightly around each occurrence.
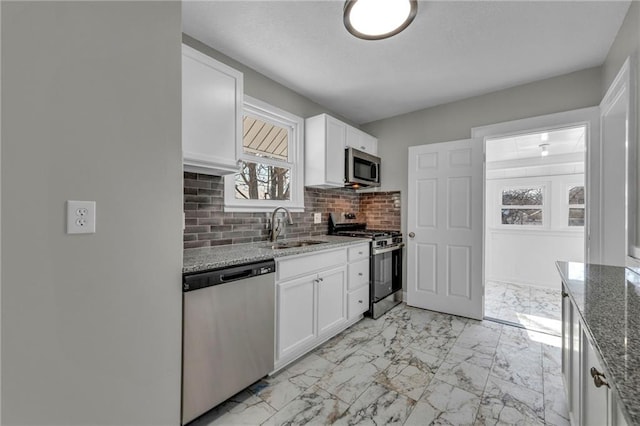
[191,303,569,426]
[484,281,562,337]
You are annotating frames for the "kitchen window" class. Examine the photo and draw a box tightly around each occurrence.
[224,96,304,212]
[500,186,544,226]
[568,185,585,226]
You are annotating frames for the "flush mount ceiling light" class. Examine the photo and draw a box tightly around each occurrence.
[539,143,549,157]
[344,0,418,40]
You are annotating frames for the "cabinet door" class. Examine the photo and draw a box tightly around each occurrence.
[561,286,571,391]
[325,117,346,186]
[570,305,581,425]
[348,258,369,290]
[317,267,347,336]
[360,133,378,154]
[182,45,242,175]
[277,275,316,360]
[582,330,610,426]
[348,285,369,319]
[346,126,378,154]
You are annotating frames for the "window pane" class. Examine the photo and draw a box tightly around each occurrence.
[243,116,288,160]
[568,186,585,205]
[235,161,291,200]
[501,209,543,225]
[502,188,542,206]
[569,208,585,226]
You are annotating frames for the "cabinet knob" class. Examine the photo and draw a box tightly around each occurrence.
[590,367,603,378]
[360,146,366,150]
[562,290,569,298]
[358,300,363,304]
[590,367,610,388]
[358,272,363,276]
[319,277,324,282]
[593,374,610,389]
[358,251,363,255]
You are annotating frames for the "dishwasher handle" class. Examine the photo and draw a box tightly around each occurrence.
[220,270,253,282]
[183,259,276,292]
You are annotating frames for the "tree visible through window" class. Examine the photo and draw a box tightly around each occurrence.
[501,187,543,225]
[235,161,290,200]
[568,186,585,226]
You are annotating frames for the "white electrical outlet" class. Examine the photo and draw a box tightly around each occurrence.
[67,200,96,234]
[313,212,322,224]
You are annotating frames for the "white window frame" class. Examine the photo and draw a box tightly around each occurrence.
[566,183,585,228]
[224,95,304,212]
[498,184,547,229]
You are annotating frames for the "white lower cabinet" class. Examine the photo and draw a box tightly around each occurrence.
[317,268,347,336]
[348,285,369,320]
[275,245,368,371]
[562,284,629,426]
[582,330,610,426]
[277,274,316,359]
[347,243,370,319]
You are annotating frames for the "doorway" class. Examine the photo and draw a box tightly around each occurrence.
[406,107,599,323]
[483,126,587,336]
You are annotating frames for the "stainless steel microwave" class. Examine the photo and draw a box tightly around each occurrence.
[345,147,381,188]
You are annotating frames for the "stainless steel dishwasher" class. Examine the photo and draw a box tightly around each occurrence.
[181,259,276,425]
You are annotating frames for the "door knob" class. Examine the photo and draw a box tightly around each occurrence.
[408,232,415,238]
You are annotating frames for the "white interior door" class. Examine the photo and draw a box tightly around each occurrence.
[407,139,483,320]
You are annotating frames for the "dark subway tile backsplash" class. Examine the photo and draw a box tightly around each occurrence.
[183,172,400,249]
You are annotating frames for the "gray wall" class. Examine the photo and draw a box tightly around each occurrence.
[183,34,359,127]
[362,67,603,290]
[602,0,639,95]
[1,2,183,425]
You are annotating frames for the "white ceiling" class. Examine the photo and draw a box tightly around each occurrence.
[486,126,586,163]
[183,1,630,125]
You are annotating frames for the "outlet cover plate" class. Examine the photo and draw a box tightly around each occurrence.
[67,200,96,234]
[313,212,322,224]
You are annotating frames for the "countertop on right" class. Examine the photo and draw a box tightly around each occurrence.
[556,261,640,425]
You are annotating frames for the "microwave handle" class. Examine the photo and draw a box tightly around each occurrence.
[371,163,379,180]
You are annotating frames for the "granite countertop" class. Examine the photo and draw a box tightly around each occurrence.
[183,235,370,274]
[556,261,640,425]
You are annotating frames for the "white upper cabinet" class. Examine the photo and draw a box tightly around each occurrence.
[304,114,378,187]
[182,45,243,175]
[305,114,346,187]
[346,126,378,154]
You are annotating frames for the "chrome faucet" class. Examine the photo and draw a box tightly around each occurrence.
[270,207,294,242]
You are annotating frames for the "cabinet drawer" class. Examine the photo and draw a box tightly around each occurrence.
[277,248,346,282]
[348,286,369,320]
[348,259,369,290]
[348,244,369,262]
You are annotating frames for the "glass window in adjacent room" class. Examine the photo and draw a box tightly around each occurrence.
[500,187,544,226]
[568,185,585,226]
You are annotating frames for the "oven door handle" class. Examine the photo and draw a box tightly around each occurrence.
[372,243,405,255]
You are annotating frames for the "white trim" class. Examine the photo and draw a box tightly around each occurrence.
[471,107,598,140]
[224,96,305,212]
[472,107,598,264]
[223,205,304,213]
[599,56,638,268]
[1,2,3,416]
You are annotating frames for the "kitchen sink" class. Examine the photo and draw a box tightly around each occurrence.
[272,240,327,250]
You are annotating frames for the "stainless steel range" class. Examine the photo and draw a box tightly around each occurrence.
[329,212,404,319]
